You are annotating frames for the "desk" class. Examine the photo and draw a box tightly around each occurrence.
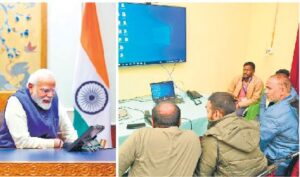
[0,148,116,176]
[119,93,209,145]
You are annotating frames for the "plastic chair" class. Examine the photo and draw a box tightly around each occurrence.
[244,102,260,121]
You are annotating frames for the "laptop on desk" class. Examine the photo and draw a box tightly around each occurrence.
[150,81,182,104]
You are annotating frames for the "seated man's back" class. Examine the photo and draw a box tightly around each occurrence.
[118,101,201,177]
[119,127,200,176]
[196,92,267,177]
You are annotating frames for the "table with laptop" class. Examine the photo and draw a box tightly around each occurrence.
[119,81,210,145]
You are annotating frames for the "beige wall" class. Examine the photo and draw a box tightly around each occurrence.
[245,3,299,82]
[119,3,299,99]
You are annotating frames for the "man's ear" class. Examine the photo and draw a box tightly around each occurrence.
[281,85,288,95]
[28,83,34,94]
[151,117,155,128]
[28,83,33,88]
[213,109,223,120]
[217,109,225,118]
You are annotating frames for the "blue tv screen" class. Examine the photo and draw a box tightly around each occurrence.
[118,3,186,66]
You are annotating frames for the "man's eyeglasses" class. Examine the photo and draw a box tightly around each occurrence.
[39,88,56,95]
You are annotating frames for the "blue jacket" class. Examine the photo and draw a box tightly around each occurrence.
[0,88,59,148]
[259,87,297,113]
[259,91,298,175]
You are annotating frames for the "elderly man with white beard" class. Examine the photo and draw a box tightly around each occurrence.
[0,69,78,149]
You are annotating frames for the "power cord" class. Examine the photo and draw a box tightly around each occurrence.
[120,106,144,114]
[160,63,185,93]
[119,96,152,103]
[160,63,176,81]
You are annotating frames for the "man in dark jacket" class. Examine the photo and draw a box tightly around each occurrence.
[195,92,267,176]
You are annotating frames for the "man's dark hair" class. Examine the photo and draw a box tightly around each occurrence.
[208,92,236,116]
[276,69,290,77]
[152,101,181,128]
[243,61,255,71]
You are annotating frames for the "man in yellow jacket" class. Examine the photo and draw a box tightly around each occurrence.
[228,61,263,116]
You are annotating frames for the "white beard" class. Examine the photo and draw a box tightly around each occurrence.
[31,91,52,110]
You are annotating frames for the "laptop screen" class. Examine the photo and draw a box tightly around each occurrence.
[150,81,175,101]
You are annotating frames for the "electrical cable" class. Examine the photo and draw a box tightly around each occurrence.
[160,63,186,93]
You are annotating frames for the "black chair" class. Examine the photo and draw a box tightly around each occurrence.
[256,152,299,177]
[285,153,299,176]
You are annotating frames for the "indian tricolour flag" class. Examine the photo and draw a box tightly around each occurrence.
[73,3,111,148]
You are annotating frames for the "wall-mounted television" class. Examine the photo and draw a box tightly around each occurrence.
[118,3,186,66]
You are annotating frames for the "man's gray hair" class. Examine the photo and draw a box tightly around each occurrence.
[26,69,55,88]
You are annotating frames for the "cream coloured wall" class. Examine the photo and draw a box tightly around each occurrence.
[119,3,298,100]
[245,3,298,83]
[119,3,253,99]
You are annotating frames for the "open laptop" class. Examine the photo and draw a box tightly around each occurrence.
[150,81,177,104]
